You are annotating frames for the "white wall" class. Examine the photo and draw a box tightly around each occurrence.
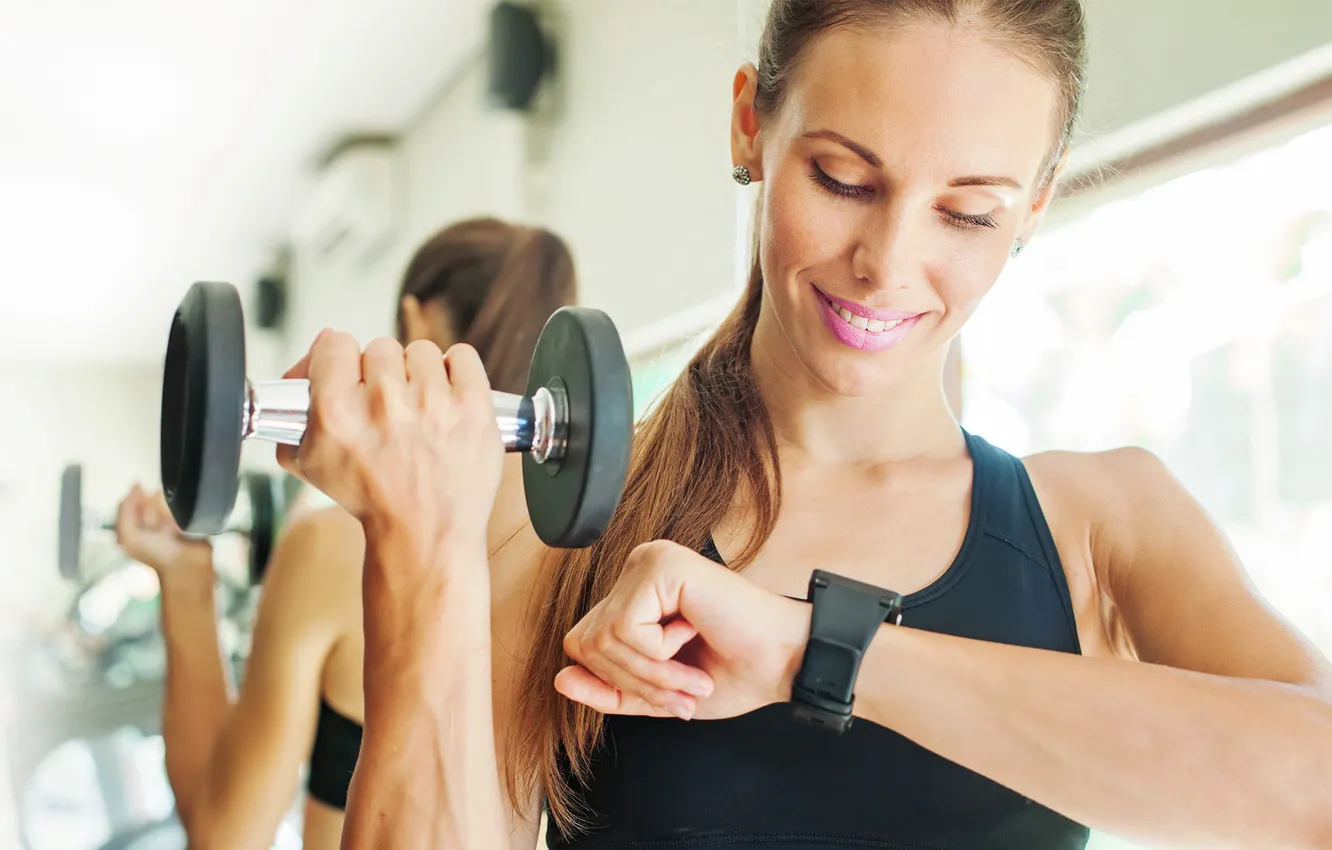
[281,55,527,369]
[524,0,751,338]
[281,0,756,359]
[1078,0,1332,140]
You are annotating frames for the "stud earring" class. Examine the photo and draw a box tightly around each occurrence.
[732,166,752,186]
[1011,239,1025,258]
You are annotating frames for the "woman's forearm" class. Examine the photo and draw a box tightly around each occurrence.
[856,626,1332,848]
[157,561,235,825]
[341,531,509,849]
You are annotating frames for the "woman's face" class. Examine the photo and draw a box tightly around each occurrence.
[736,20,1063,396]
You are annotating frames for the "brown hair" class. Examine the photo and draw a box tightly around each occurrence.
[396,217,577,395]
[510,0,1088,836]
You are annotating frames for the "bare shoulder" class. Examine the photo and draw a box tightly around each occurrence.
[284,502,366,549]
[1022,444,1167,507]
[260,504,366,622]
[1020,446,1179,659]
[1023,445,1192,556]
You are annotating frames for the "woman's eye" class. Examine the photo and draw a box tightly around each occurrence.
[938,207,999,230]
[809,160,874,200]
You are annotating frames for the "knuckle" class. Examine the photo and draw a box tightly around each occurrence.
[591,628,616,655]
[642,640,670,662]
[444,342,478,361]
[307,383,342,423]
[320,330,356,356]
[631,540,670,572]
[609,618,631,645]
[405,338,443,359]
[366,336,403,358]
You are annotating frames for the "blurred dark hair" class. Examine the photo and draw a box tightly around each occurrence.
[395,217,578,395]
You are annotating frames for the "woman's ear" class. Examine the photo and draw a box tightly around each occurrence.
[730,63,763,182]
[1017,150,1070,247]
[400,295,428,343]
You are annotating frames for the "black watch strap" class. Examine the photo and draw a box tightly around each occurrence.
[790,570,903,733]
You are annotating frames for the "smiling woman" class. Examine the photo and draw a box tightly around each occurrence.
[276,3,1332,850]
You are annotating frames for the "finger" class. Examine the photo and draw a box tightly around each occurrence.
[146,490,182,534]
[660,617,700,657]
[282,347,314,381]
[553,666,679,719]
[441,343,492,409]
[276,442,300,479]
[307,331,362,390]
[600,626,712,697]
[618,615,700,663]
[303,331,362,471]
[562,610,595,664]
[564,606,709,707]
[135,486,161,531]
[277,336,320,475]
[575,635,698,718]
[113,484,144,539]
[362,337,408,424]
[403,339,447,408]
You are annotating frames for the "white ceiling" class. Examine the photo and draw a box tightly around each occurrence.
[0,0,488,366]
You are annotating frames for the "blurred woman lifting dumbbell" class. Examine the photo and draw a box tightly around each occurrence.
[113,216,579,850]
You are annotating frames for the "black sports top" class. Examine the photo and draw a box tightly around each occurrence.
[307,699,361,810]
[546,430,1091,850]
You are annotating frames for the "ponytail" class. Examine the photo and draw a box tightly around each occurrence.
[507,233,782,838]
[395,217,578,394]
[465,227,576,394]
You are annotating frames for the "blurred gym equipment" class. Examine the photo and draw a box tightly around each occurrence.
[59,463,284,586]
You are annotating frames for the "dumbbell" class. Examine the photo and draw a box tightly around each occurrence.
[159,281,633,548]
[59,463,281,585]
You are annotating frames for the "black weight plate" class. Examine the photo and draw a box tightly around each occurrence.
[523,306,633,548]
[58,464,84,580]
[244,472,278,585]
[160,282,247,534]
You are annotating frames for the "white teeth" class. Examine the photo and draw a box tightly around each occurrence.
[827,296,910,333]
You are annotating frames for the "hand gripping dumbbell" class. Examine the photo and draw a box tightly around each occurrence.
[58,462,281,585]
[159,281,633,548]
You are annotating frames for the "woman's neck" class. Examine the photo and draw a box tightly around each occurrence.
[748,324,963,467]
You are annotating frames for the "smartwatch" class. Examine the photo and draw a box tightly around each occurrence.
[790,569,903,733]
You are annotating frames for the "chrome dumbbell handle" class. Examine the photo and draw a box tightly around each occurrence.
[242,380,569,464]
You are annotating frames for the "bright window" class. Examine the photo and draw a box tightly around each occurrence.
[963,120,1332,659]
[964,119,1332,850]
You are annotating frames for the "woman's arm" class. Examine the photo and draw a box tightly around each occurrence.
[340,531,514,849]
[341,492,547,850]
[850,447,1332,848]
[172,507,358,849]
[154,550,234,815]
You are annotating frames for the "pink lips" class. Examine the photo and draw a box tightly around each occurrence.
[814,286,922,353]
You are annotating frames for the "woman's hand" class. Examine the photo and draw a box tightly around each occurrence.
[556,540,812,721]
[114,484,213,577]
[276,332,503,552]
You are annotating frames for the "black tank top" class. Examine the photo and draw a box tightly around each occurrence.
[307,699,362,810]
[546,430,1090,849]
